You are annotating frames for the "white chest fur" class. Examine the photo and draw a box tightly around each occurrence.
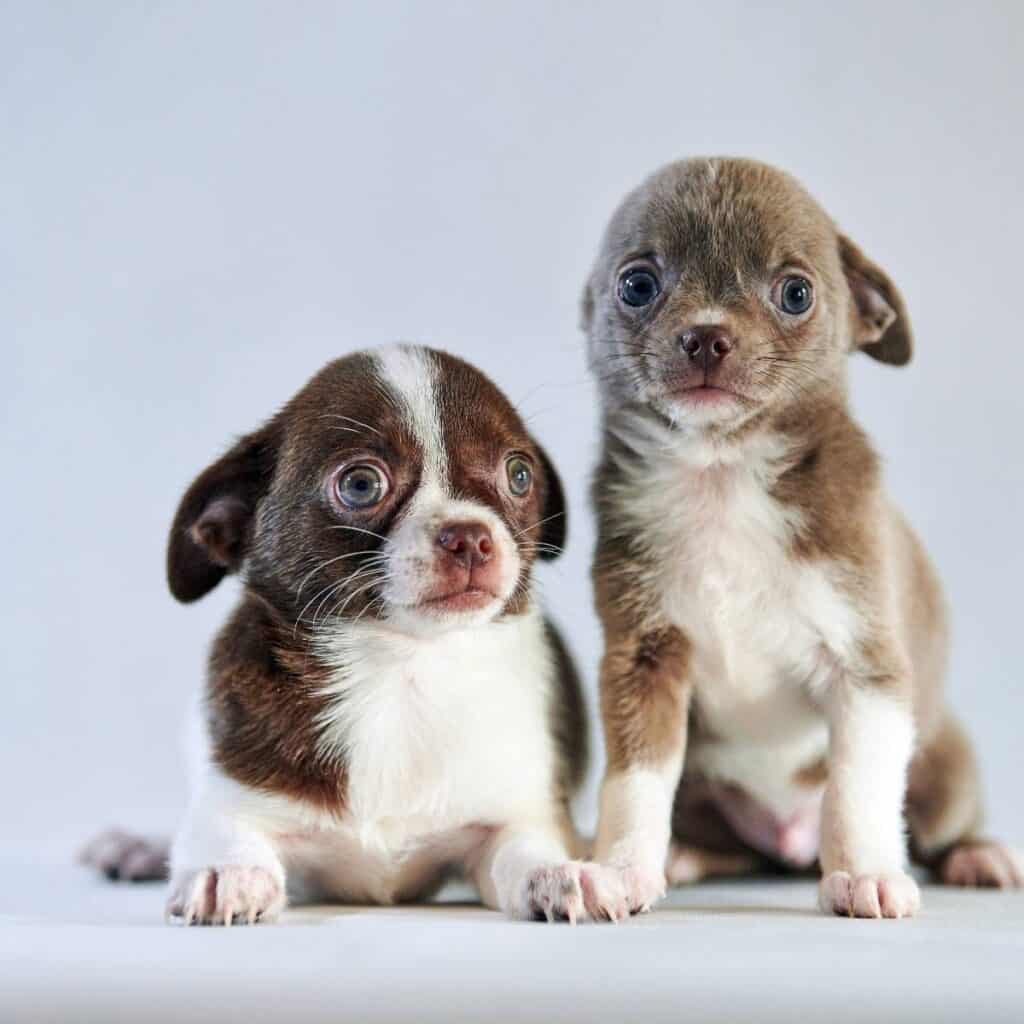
[609,417,859,814]
[313,606,558,837]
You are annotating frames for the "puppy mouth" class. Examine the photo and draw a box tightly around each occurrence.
[677,384,740,403]
[418,585,500,613]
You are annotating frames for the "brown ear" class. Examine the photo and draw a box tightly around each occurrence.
[167,426,278,602]
[838,234,913,366]
[535,443,567,560]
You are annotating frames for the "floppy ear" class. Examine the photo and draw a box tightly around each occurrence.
[535,444,567,561]
[838,234,913,366]
[166,426,278,602]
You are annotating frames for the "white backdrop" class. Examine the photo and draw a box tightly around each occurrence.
[4,2,1021,845]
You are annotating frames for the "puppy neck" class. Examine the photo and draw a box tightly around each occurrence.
[607,388,847,477]
[311,599,543,671]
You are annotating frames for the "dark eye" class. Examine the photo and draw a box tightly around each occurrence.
[777,275,814,315]
[506,456,533,497]
[618,268,661,308]
[335,465,388,509]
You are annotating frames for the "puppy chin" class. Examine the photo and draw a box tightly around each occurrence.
[655,387,746,429]
[384,588,511,635]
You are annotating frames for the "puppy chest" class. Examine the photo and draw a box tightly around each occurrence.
[318,627,558,827]
[650,464,857,722]
[343,685,553,823]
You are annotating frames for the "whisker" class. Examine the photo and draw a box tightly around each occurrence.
[332,575,388,618]
[513,511,566,540]
[318,413,383,437]
[327,525,389,542]
[293,557,389,634]
[296,549,388,598]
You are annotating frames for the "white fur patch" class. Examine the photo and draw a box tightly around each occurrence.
[371,344,521,625]
[594,765,679,910]
[820,685,915,875]
[313,607,556,828]
[607,409,860,820]
[373,344,449,494]
[690,307,725,325]
[171,605,565,907]
[382,496,521,631]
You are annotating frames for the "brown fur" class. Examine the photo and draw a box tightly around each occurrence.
[584,157,1008,891]
[166,347,580,815]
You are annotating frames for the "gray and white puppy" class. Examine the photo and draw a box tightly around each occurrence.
[582,157,1021,918]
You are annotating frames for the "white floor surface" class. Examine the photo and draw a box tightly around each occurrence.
[2,843,1022,1023]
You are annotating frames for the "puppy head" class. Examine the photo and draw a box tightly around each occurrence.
[581,157,913,432]
[167,345,566,636]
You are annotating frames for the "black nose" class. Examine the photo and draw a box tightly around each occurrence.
[437,522,494,567]
[679,325,734,362]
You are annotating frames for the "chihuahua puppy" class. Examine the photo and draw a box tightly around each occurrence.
[582,157,1022,919]
[84,345,628,924]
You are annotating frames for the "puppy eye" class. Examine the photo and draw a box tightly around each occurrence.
[505,456,533,497]
[335,465,388,509]
[618,268,661,308]
[774,275,814,316]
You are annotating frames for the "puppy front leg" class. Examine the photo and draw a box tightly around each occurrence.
[168,790,287,926]
[471,819,631,923]
[819,668,919,919]
[593,624,691,915]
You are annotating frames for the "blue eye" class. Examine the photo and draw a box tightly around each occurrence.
[335,465,387,509]
[506,456,533,497]
[777,275,814,315]
[618,268,661,308]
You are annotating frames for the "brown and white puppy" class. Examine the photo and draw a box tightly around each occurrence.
[582,157,1022,919]
[84,345,628,924]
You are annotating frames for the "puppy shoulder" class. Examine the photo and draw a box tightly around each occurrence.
[773,403,884,565]
[204,594,345,814]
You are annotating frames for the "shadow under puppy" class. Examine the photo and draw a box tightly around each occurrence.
[83,344,627,924]
[582,157,1022,919]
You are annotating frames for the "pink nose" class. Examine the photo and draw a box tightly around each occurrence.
[437,522,494,568]
[679,325,734,362]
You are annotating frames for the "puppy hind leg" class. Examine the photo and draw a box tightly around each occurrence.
[79,828,170,882]
[666,781,764,885]
[665,843,762,885]
[908,712,1023,889]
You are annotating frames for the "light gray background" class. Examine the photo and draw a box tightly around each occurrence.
[4,1,1022,848]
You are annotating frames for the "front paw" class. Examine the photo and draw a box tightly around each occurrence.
[606,859,666,916]
[518,862,633,923]
[167,866,285,926]
[819,870,920,919]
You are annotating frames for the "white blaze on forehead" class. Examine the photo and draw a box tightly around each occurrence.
[690,307,725,325]
[373,344,449,495]
[369,345,522,629]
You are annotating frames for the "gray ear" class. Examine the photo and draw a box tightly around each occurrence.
[166,426,278,602]
[839,234,913,366]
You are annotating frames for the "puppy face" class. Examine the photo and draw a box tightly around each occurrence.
[582,158,913,431]
[166,345,566,635]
